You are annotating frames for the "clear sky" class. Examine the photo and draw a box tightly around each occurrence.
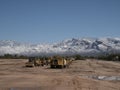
[0,0,120,43]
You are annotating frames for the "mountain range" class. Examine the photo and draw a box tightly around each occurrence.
[0,37,120,56]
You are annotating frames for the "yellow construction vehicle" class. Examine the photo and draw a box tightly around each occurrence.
[25,57,41,67]
[50,56,67,68]
[66,57,74,66]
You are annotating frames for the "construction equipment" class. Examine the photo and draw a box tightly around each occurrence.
[50,56,67,68]
[25,56,74,68]
[25,57,41,67]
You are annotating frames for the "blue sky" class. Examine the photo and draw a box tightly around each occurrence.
[0,0,120,43]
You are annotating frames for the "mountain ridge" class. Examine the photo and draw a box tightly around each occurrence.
[0,37,120,56]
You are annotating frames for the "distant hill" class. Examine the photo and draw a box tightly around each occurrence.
[0,38,120,56]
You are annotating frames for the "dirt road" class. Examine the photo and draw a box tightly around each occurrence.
[0,59,120,90]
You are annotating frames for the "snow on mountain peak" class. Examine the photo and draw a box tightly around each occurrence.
[0,37,120,56]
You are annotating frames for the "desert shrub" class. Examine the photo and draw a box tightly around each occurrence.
[74,54,85,60]
[0,54,28,59]
[98,54,120,61]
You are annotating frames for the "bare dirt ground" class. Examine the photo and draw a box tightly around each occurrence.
[0,59,120,90]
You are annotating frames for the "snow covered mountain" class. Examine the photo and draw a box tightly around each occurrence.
[0,38,120,56]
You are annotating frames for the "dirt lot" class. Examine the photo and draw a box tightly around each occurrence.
[0,59,120,90]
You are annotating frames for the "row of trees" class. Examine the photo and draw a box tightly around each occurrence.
[0,53,119,61]
[97,54,120,61]
[0,54,28,59]
[0,54,84,60]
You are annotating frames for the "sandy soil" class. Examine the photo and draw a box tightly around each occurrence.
[0,59,120,90]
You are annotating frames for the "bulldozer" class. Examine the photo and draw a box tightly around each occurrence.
[25,57,41,67]
[50,56,67,68]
